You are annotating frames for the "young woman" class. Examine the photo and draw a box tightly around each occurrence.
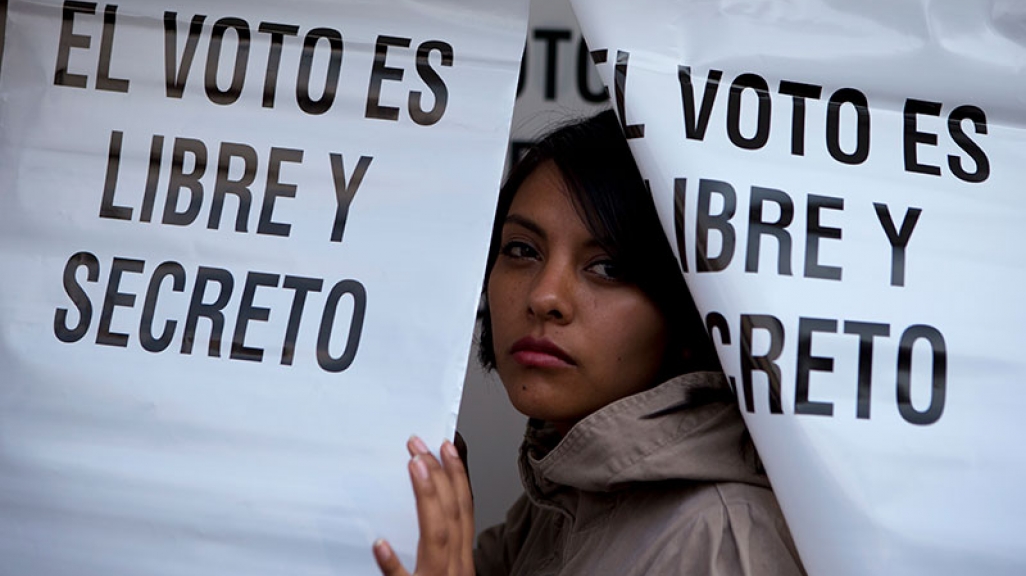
[372,111,806,576]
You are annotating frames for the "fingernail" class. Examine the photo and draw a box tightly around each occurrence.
[411,455,430,480]
[442,440,459,461]
[409,435,430,455]
[373,538,392,561]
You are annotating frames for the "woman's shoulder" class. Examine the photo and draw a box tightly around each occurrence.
[662,478,786,518]
[612,477,779,521]
[618,480,807,575]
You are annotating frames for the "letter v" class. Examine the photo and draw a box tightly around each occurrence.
[677,66,723,140]
[164,12,206,98]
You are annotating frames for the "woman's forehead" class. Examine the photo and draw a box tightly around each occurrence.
[506,164,577,222]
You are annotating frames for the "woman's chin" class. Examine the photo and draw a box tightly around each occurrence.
[503,383,586,425]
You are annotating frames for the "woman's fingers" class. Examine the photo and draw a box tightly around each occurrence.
[430,445,465,574]
[372,539,411,576]
[409,437,463,539]
[407,435,430,458]
[410,453,456,575]
[376,436,473,576]
[441,439,476,576]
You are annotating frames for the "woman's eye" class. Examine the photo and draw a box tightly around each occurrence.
[500,240,539,260]
[587,260,623,281]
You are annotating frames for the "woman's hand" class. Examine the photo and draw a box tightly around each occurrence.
[372,436,475,576]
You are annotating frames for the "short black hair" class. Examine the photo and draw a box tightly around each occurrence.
[479,110,720,376]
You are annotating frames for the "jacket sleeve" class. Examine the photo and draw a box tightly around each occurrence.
[473,494,535,576]
[657,487,807,576]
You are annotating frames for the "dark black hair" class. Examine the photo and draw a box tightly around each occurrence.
[478,110,721,377]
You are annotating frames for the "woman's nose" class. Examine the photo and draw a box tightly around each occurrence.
[527,260,574,323]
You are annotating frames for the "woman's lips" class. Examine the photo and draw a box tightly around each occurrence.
[510,336,575,368]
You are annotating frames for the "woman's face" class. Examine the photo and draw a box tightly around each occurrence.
[487,161,670,432]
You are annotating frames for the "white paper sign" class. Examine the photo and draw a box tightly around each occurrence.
[0,1,527,574]
[507,0,609,149]
[570,0,1026,574]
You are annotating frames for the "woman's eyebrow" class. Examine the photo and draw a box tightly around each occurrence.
[502,214,546,240]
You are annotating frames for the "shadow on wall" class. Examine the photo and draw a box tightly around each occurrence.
[457,339,527,536]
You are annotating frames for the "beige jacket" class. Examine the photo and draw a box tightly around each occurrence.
[474,372,806,576]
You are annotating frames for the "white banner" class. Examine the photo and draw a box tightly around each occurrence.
[571,0,1026,574]
[508,0,608,149]
[0,1,527,575]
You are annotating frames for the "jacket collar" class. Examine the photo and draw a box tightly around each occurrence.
[518,372,768,513]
